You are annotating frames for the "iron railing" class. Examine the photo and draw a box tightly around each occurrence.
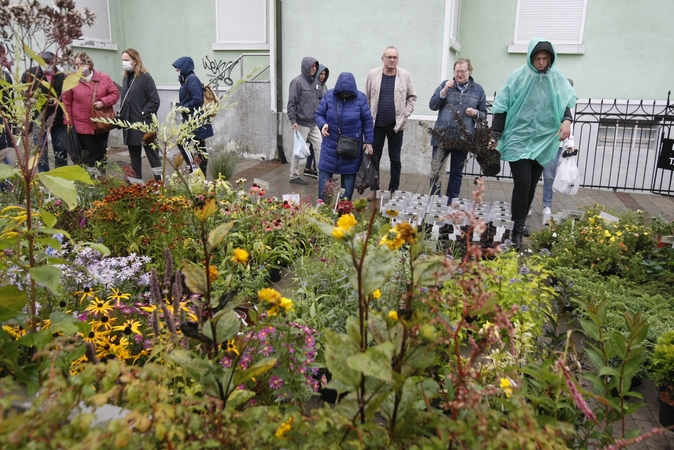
[462,92,674,195]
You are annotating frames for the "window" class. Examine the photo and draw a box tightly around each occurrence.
[597,121,657,151]
[213,0,268,50]
[449,0,461,52]
[70,0,117,50]
[508,0,587,54]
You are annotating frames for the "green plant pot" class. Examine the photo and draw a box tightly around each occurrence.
[659,394,674,428]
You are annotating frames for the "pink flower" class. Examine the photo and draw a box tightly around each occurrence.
[269,375,284,390]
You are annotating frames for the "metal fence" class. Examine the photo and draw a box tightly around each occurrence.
[463,92,674,196]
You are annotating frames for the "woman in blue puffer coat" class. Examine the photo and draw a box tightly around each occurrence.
[314,72,374,201]
[173,56,214,175]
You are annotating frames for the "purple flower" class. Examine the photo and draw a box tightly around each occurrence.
[220,357,233,368]
[269,375,284,390]
[519,266,530,275]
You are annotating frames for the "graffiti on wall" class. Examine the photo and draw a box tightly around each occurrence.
[202,56,235,86]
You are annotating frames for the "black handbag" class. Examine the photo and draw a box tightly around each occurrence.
[59,126,82,164]
[355,152,379,194]
[335,97,359,160]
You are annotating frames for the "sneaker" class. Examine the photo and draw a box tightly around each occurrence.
[304,168,318,179]
[527,208,532,217]
[290,177,308,185]
[542,206,552,215]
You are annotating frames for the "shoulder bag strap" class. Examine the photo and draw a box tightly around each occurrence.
[90,81,99,117]
[119,76,136,110]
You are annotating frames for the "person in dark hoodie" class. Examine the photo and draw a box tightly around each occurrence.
[172,56,214,175]
[489,37,576,250]
[287,56,323,185]
[314,72,374,201]
[21,51,68,172]
[304,64,330,179]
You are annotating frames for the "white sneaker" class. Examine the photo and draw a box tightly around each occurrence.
[527,208,532,217]
[542,207,551,215]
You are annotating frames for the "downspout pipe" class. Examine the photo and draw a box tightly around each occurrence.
[275,0,287,163]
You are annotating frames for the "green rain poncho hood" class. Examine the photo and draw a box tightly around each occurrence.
[492,37,577,168]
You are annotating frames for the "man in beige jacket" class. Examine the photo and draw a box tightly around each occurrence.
[365,46,417,192]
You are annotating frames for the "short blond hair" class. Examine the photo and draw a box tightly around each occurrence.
[454,58,473,73]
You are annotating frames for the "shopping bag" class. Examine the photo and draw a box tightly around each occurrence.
[552,154,580,196]
[355,152,379,194]
[293,130,310,159]
[59,126,82,165]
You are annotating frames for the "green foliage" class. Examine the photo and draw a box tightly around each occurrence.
[650,330,674,393]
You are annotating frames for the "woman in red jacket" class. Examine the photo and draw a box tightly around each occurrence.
[62,52,119,169]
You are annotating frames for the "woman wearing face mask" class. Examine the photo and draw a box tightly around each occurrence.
[119,48,161,180]
[62,52,120,169]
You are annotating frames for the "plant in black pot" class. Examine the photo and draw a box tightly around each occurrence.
[650,330,674,428]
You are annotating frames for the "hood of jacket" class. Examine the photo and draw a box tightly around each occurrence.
[301,57,318,82]
[173,56,195,76]
[316,64,329,86]
[527,37,556,73]
[334,72,358,97]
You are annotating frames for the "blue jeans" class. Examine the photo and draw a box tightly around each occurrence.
[318,169,356,201]
[542,147,563,208]
[429,146,467,204]
[37,124,68,173]
[373,125,404,191]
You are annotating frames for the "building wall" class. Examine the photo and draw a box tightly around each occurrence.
[459,0,674,100]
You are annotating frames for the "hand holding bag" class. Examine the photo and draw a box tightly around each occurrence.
[552,152,580,196]
[355,152,379,194]
[335,97,360,160]
[293,130,311,159]
[91,81,116,134]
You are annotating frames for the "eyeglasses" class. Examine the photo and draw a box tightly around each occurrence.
[454,70,469,74]
[383,56,398,60]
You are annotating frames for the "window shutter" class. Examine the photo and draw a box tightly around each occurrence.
[514,0,586,45]
[75,0,111,42]
[216,0,266,44]
[449,0,461,51]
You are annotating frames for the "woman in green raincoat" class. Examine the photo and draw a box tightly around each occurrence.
[489,37,577,249]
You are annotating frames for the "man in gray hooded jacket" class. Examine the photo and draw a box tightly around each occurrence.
[287,56,322,185]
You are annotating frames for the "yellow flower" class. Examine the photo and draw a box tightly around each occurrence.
[2,324,26,339]
[231,248,249,265]
[224,339,240,357]
[388,310,399,321]
[331,227,345,240]
[258,287,283,304]
[372,289,381,299]
[85,298,114,316]
[336,213,357,231]
[108,288,131,305]
[603,229,611,237]
[500,377,515,398]
[275,417,294,438]
[194,196,218,222]
[112,320,143,336]
[396,222,417,245]
[208,265,219,282]
[279,297,293,312]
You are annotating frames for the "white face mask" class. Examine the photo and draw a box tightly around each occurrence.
[122,61,133,71]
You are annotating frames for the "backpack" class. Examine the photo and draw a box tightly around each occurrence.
[186,74,219,117]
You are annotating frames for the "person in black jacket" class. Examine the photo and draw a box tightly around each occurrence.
[21,51,68,172]
[119,48,162,180]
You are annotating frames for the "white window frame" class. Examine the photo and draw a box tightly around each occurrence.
[508,0,587,54]
[449,0,461,52]
[213,0,268,51]
[70,0,117,51]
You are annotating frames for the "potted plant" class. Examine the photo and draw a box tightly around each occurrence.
[650,330,674,427]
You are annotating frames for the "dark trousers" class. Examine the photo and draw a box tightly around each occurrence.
[373,125,404,191]
[37,124,68,172]
[178,139,207,175]
[128,144,162,180]
[429,146,467,204]
[509,159,544,229]
[77,132,109,168]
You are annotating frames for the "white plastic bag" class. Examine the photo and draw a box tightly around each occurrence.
[552,154,580,196]
[293,130,310,159]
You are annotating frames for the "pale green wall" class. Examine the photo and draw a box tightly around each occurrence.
[281,0,447,116]
[459,0,674,100]
[73,0,270,88]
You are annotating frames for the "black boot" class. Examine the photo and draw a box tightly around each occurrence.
[512,228,523,251]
